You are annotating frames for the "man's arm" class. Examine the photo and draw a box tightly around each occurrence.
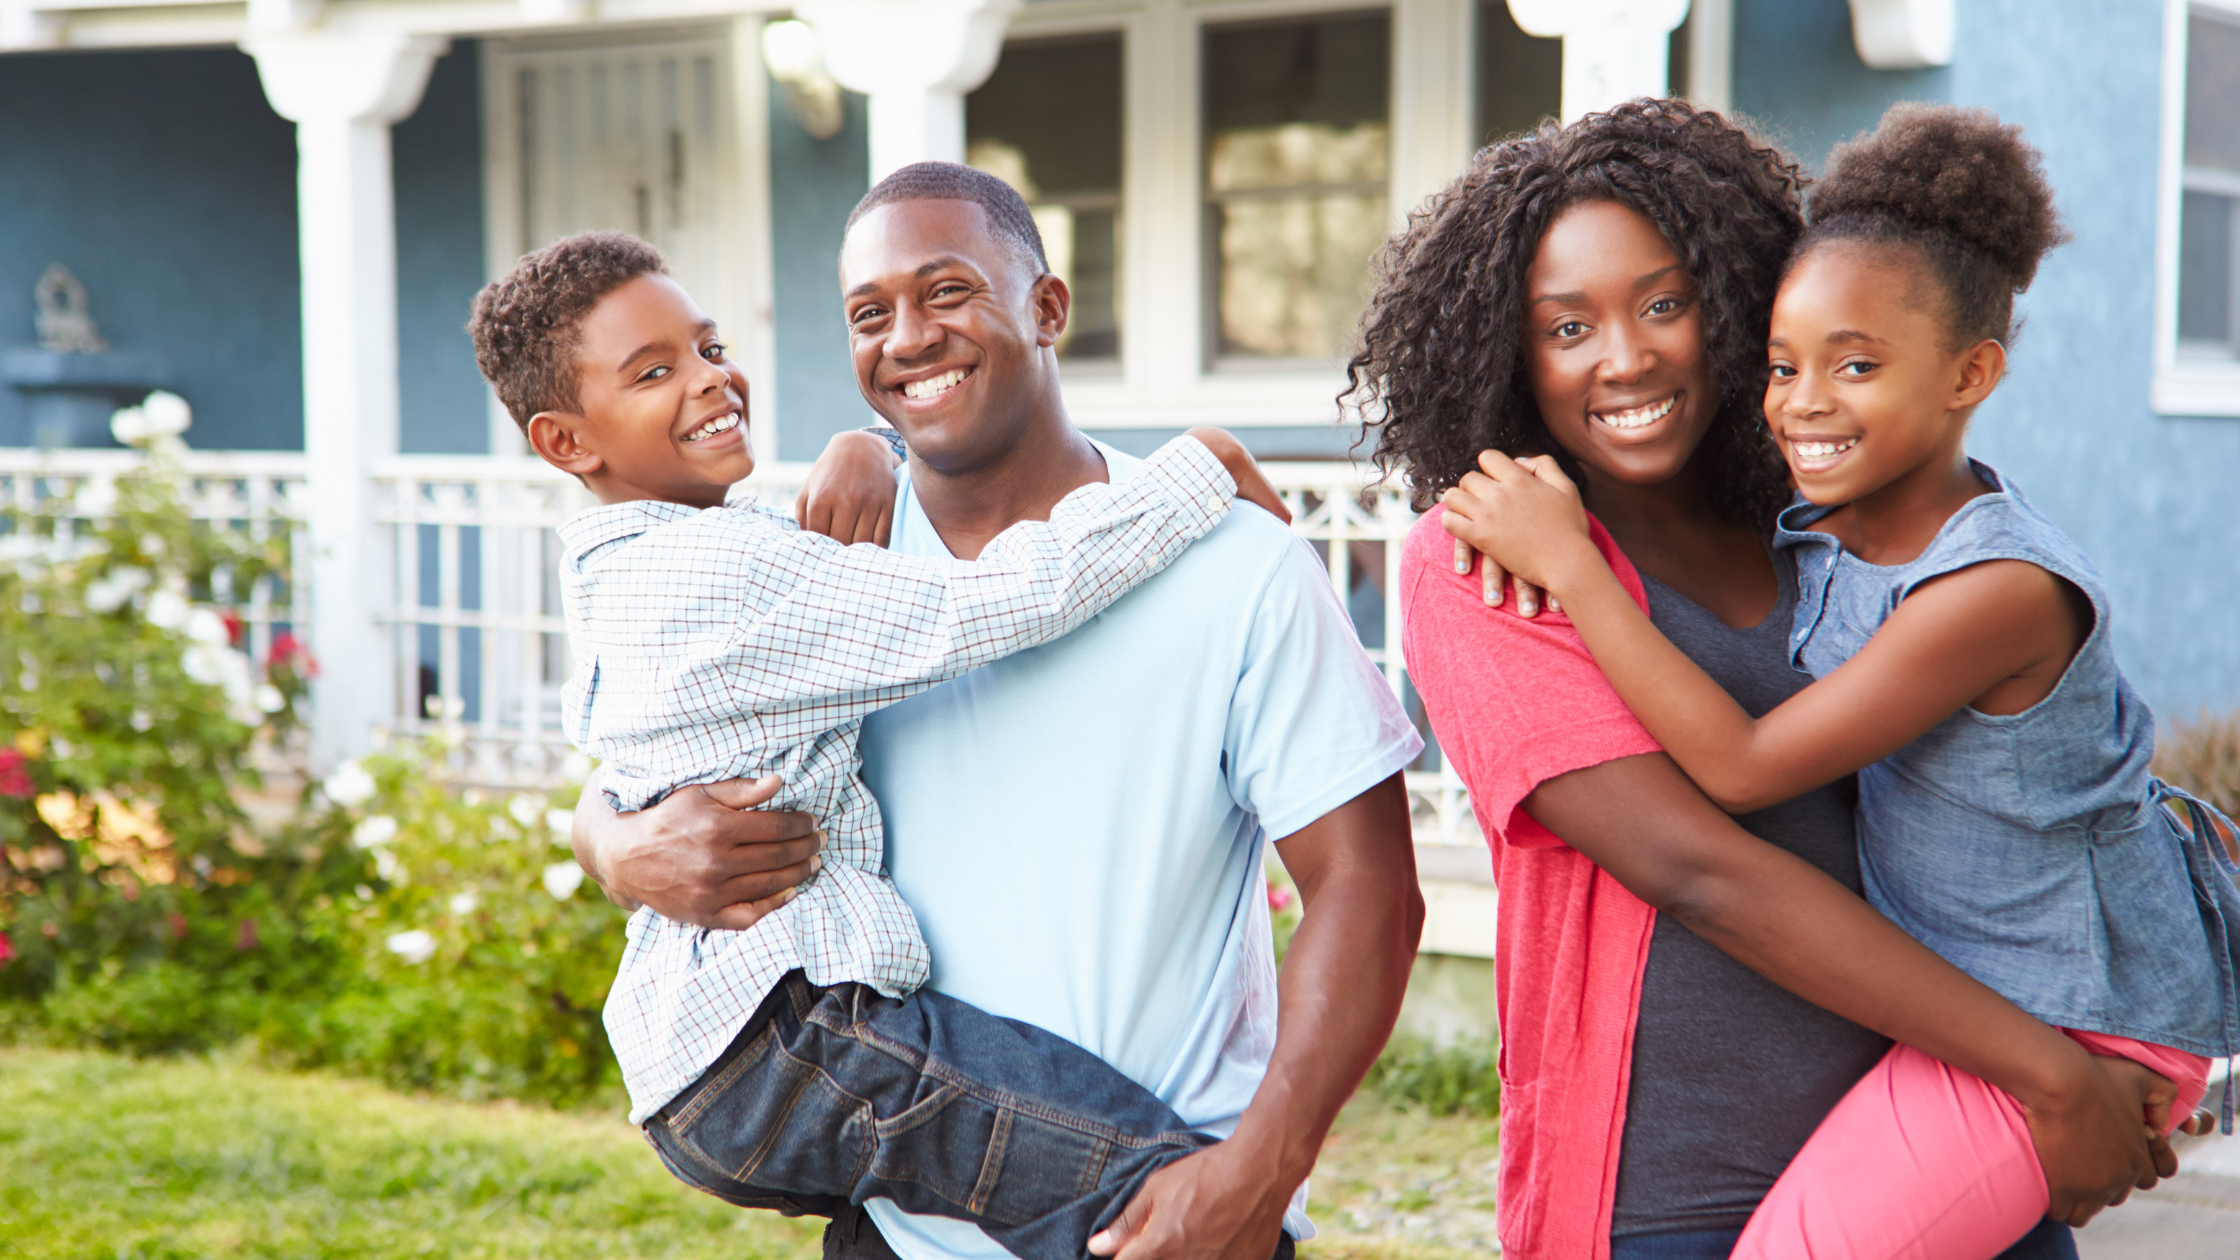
[572,773,825,930]
[1530,751,2179,1226]
[1090,773,1421,1260]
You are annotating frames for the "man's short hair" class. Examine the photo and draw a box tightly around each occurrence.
[845,161,1050,277]
[468,230,669,434]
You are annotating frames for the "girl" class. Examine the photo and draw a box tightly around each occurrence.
[1441,102,2240,1260]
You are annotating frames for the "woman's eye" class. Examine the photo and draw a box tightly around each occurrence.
[1553,321,1587,339]
[1646,297,1678,316]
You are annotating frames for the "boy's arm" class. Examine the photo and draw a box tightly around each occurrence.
[796,429,904,546]
[725,432,1240,717]
[1440,453,2077,813]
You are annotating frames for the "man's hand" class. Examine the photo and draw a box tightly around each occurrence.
[2024,1052,2181,1226]
[1087,1138,1293,1260]
[572,775,825,930]
[797,430,902,546]
[1183,427,1291,525]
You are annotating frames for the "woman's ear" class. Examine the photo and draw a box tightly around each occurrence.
[1950,339,2007,411]
[528,412,604,477]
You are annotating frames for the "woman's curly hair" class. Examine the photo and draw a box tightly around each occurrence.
[1801,103,2067,350]
[1344,98,1804,528]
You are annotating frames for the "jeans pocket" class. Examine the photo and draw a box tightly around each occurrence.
[870,1089,1112,1227]
[677,1042,877,1199]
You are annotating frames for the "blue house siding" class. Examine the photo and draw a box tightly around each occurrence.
[1946,0,2240,717]
[0,48,302,450]
[1732,0,1950,164]
[767,81,875,462]
[394,42,490,455]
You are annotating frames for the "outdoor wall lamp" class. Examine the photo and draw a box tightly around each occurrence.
[763,18,846,140]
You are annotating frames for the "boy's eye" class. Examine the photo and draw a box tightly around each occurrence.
[702,342,728,361]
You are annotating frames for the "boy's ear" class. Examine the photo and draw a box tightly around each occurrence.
[1950,339,2007,411]
[528,412,604,477]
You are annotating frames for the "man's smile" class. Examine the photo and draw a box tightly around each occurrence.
[896,367,973,401]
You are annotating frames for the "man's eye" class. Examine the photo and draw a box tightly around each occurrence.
[849,307,885,327]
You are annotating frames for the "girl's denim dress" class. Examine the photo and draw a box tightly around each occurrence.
[1776,461,2240,1121]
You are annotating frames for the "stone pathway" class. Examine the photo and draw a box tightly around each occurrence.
[2074,1127,2240,1260]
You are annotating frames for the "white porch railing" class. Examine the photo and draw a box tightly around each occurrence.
[3,447,1476,845]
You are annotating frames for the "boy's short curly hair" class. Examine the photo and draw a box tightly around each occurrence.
[468,231,670,433]
[1344,98,1805,529]
[1799,103,2068,350]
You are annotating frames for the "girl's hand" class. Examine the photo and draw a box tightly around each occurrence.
[797,430,902,546]
[1439,451,1598,605]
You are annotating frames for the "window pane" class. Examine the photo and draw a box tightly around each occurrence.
[1204,11,1390,362]
[1478,1,1562,145]
[967,34,1124,360]
[2186,12,2240,173]
[2178,190,2234,347]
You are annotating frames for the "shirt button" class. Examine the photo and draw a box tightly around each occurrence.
[1208,494,1226,512]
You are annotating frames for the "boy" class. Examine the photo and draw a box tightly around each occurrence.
[467,230,1283,1259]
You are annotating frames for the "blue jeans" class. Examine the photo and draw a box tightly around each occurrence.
[643,970,1220,1260]
[1609,1217,2078,1260]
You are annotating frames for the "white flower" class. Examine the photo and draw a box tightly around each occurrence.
[185,607,230,646]
[323,760,377,807]
[72,477,118,518]
[255,684,287,714]
[544,808,576,842]
[507,793,547,829]
[180,643,226,686]
[350,815,398,849]
[145,588,189,630]
[84,566,150,613]
[563,752,594,781]
[373,848,403,882]
[384,930,437,965]
[541,860,585,901]
[130,709,152,732]
[448,891,480,916]
[112,391,191,446]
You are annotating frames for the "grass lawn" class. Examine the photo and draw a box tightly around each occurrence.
[0,1048,1498,1259]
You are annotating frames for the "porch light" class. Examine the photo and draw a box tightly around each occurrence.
[763,19,845,140]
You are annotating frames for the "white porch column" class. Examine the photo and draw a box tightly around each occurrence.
[1509,0,1690,122]
[796,0,1019,181]
[245,31,446,768]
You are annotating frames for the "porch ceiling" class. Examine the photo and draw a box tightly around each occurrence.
[0,0,787,53]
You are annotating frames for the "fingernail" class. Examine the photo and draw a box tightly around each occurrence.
[782,887,800,904]
[1519,594,1537,617]
[1482,571,1501,606]
[1548,594,1562,613]
[1453,539,1470,574]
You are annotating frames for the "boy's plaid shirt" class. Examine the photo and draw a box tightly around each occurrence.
[556,437,1236,1123]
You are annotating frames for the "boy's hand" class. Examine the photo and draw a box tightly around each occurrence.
[797,430,902,546]
[1183,427,1291,525]
[573,775,825,930]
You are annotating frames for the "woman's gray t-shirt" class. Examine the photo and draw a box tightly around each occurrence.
[1609,550,1893,1239]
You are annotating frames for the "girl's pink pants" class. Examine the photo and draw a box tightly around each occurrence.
[1731,1029,2210,1260]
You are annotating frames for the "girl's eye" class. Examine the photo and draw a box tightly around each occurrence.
[1769,364,1795,379]
[639,365,670,382]
[1838,360,1877,377]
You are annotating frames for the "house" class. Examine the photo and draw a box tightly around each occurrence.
[2,0,2236,811]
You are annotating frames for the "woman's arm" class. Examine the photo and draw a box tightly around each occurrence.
[1529,751,2177,1225]
[1441,452,2082,812]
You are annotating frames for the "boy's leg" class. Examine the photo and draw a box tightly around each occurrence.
[644,971,1221,1260]
[1731,1035,2210,1260]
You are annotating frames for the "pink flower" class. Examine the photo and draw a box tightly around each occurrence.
[0,932,12,966]
[0,748,30,799]
[1267,884,1295,912]
[235,918,260,951]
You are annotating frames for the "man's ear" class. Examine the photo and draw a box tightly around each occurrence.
[1030,272,1072,349]
[528,412,605,477]
[1950,338,2007,411]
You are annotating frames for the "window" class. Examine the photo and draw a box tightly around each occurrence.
[1202,11,1391,364]
[2180,8,2240,359]
[1477,1,1561,146]
[967,33,1125,362]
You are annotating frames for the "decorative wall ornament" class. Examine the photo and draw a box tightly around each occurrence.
[763,19,846,141]
[34,264,106,354]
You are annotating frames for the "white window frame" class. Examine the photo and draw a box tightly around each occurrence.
[2154,0,2240,417]
[478,21,778,458]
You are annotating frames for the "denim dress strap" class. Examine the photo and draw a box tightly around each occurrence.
[2155,781,2240,1131]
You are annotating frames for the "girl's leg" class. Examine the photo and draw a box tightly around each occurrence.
[1731,1034,2209,1260]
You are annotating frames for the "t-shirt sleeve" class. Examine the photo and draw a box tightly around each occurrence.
[1222,535,1426,842]
[1399,508,1662,850]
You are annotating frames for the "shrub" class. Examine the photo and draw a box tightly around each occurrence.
[2156,709,2240,819]
[1365,1035,1501,1118]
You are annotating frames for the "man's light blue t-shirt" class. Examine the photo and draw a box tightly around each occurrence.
[859,443,1423,1260]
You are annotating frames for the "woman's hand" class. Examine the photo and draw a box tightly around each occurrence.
[796,430,902,546]
[1183,427,1292,525]
[572,775,826,931]
[1439,452,1597,610]
[2022,1051,2184,1226]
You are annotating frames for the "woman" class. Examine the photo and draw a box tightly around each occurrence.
[1349,99,2179,1260]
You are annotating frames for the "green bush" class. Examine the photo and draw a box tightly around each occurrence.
[1365,1036,1501,1118]
[2156,709,2240,819]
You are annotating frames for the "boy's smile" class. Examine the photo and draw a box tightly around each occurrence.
[528,273,755,508]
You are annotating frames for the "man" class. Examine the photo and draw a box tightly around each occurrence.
[575,162,1425,1260]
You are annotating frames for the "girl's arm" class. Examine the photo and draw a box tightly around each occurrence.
[1441,452,2082,813]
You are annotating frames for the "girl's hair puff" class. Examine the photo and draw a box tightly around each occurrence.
[1800,102,2070,349]
[1344,98,1804,528]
